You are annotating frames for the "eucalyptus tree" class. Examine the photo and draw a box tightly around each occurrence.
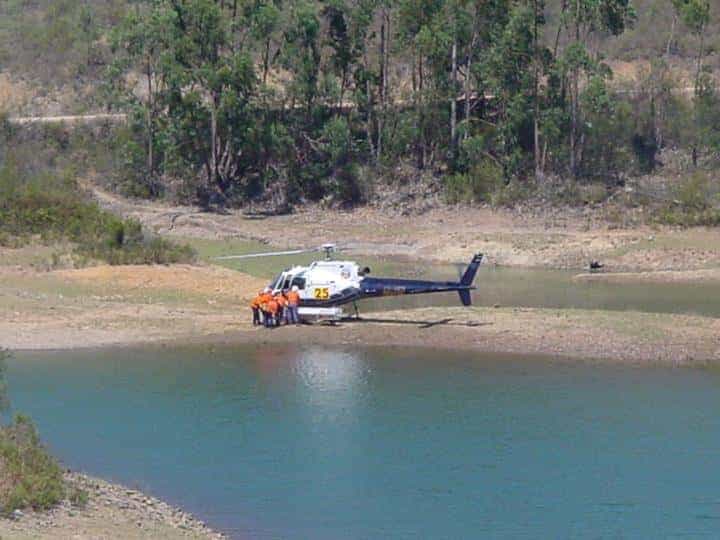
[111,0,258,197]
[554,0,635,177]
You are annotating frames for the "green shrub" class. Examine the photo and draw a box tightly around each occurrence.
[654,172,720,226]
[69,487,89,508]
[491,179,534,207]
[0,162,195,265]
[675,172,714,211]
[0,415,65,514]
[444,159,503,204]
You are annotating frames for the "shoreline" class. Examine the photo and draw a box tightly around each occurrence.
[9,305,720,366]
[0,472,224,539]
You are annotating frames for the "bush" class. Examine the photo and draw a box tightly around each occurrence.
[0,415,65,514]
[674,172,715,211]
[444,159,503,204]
[491,179,535,207]
[69,487,89,508]
[0,162,195,266]
[654,172,720,226]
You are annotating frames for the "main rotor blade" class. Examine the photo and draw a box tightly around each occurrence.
[215,248,317,260]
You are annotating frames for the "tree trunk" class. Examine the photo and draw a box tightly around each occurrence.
[666,14,676,57]
[533,0,542,180]
[450,36,457,153]
[570,13,580,178]
[464,18,478,142]
[377,10,387,163]
[263,38,271,85]
[146,58,153,175]
[695,28,705,95]
[570,71,578,178]
[210,98,218,189]
[366,78,376,158]
[419,54,426,169]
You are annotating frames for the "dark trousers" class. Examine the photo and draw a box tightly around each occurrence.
[252,307,261,326]
[263,311,274,327]
[286,305,299,325]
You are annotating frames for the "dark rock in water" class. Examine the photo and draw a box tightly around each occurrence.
[589,260,604,271]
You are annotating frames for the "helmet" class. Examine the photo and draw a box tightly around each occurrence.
[264,287,271,293]
[292,285,299,292]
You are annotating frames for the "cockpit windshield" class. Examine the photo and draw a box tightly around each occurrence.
[269,273,283,290]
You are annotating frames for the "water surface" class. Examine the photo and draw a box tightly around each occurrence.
[362,265,720,317]
[9,345,720,538]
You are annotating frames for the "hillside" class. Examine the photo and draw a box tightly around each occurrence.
[1,0,716,113]
[0,0,718,221]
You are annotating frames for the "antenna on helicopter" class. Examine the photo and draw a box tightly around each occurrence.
[321,243,337,260]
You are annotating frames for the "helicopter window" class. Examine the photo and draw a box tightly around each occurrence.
[269,273,283,290]
[290,276,306,290]
[282,277,291,290]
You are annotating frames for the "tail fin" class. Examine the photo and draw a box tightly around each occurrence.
[460,253,483,287]
[457,253,483,306]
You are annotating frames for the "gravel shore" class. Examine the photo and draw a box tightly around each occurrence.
[0,472,225,539]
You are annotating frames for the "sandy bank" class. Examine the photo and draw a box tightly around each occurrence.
[6,304,720,365]
[0,472,222,539]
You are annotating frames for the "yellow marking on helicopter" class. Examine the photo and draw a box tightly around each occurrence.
[314,287,330,300]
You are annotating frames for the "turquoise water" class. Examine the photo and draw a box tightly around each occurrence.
[9,345,720,538]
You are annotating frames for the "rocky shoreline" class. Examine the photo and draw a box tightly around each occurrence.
[0,472,225,539]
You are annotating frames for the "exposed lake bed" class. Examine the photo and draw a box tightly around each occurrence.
[3,261,720,364]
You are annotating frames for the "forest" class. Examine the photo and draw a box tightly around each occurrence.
[0,0,719,213]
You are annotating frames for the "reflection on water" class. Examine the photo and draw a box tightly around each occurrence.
[9,345,720,539]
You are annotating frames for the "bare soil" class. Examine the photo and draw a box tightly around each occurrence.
[86,183,720,273]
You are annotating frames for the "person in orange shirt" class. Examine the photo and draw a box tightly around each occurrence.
[250,291,263,326]
[275,292,288,325]
[258,287,273,327]
[286,285,301,326]
[265,295,279,328]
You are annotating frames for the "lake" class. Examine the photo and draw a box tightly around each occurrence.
[9,345,720,538]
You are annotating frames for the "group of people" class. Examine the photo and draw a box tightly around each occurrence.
[251,285,301,328]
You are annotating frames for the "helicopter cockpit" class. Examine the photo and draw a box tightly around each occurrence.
[269,266,307,293]
[269,261,363,300]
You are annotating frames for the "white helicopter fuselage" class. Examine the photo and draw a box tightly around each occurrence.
[270,260,361,299]
[269,260,364,320]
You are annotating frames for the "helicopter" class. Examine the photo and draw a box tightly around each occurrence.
[217,244,483,321]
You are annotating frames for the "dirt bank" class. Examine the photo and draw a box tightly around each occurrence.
[0,473,222,539]
[200,306,720,365]
[86,182,720,273]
